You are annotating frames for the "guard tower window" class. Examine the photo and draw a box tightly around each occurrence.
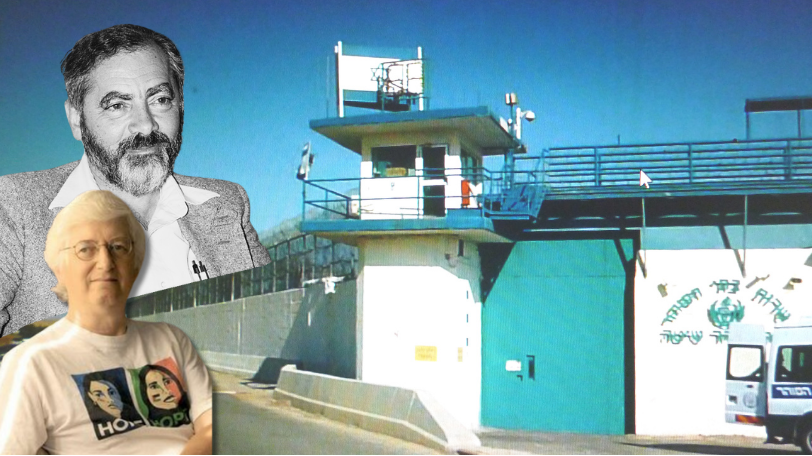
[371,145,416,177]
[420,145,447,179]
[461,150,481,183]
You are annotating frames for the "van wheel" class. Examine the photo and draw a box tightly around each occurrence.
[799,423,812,454]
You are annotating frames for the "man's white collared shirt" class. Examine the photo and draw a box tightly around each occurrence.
[49,154,219,297]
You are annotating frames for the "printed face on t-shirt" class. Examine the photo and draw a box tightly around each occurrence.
[72,356,192,442]
[145,369,179,410]
[74,368,146,440]
[88,380,123,418]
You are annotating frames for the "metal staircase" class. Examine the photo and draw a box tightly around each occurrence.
[484,155,547,221]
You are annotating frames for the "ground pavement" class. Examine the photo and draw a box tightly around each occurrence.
[211,370,447,454]
[212,369,800,455]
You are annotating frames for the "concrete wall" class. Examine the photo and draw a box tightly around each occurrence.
[274,365,480,452]
[635,248,812,435]
[138,281,357,382]
[357,235,483,428]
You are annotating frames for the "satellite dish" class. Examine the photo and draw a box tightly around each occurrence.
[296,142,314,180]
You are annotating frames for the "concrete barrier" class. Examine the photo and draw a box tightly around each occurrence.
[198,351,302,383]
[273,365,481,452]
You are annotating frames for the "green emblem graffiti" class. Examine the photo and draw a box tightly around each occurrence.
[708,297,745,329]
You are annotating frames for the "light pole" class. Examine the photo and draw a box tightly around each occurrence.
[504,92,535,187]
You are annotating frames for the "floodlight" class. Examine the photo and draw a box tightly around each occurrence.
[523,110,536,122]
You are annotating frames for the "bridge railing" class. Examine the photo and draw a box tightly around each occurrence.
[543,137,812,188]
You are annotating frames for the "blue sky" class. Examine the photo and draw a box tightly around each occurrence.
[2,0,812,232]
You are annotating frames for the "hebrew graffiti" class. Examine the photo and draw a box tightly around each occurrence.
[660,330,703,345]
[771,301,791,323]
[661,288,703,325]
[710,330,772,344]
[751,288,792,323]
[655,274,795,346]
[752,288,774,306]
[710,279,740,294]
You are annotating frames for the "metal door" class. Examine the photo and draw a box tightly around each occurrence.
[481,239,632,434]
[420,146,446,216]
[725,324,767,425]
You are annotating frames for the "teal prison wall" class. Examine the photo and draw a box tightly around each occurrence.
[481,239,634,434]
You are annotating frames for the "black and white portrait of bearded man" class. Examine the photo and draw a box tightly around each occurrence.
[0,24,271,337]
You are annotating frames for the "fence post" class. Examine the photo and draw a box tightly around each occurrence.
[417,171,421,218]
[311,235,316,282]
[594,148,600,186]
[688,144,693,183]
[286,239,291,290]
[300,238,305,287]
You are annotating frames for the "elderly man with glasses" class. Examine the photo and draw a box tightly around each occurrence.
[0,190,212,455]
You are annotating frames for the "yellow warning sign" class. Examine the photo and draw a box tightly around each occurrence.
[458,347,463,362]
[415,345,437,361]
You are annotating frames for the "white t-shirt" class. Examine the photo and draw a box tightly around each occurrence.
[0,318,212,455]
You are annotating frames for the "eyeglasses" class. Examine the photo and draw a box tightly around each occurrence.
[61,239,134,261]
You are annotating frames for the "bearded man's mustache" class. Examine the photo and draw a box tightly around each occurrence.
[117,130,173,156]
[80,117,182,196]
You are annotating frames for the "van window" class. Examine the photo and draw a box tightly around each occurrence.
[727,345,763,381]
[775,345,812,382]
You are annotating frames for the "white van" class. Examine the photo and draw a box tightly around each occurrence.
[726,318,812,453]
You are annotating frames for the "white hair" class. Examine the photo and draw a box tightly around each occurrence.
[44,190,146,302]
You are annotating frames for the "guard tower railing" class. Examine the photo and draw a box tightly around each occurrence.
[302,138,812,223]
[302,166,546,222]
[543,137,812,196]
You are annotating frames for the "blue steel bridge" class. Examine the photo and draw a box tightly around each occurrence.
[302,136,812,232]
[123,137,812,321]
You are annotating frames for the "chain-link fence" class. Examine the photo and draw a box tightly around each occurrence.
[126,234,356,317]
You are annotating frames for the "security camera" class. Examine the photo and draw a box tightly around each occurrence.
[523,110,536,122]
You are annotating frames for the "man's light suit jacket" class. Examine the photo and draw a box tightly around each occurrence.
[0,161,271,336]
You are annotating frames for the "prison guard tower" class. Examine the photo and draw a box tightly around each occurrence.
[302,42,812,436]
[300,42,547,429]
